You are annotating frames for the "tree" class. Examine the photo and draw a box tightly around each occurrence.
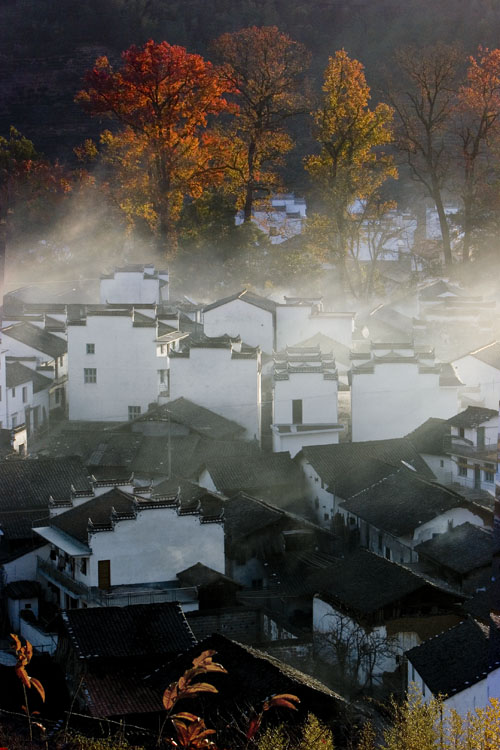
[0,127,72,307]
[456,47,500,262]
[304,50,396,294]
[76,39,234,256]
[388,43,462,268]
[210,26,311,222]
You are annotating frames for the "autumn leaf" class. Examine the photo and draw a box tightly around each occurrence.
[263,693,300,711]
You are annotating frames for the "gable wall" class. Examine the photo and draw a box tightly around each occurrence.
[203,299,274,353]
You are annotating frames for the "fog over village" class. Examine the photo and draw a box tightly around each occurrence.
[2,2,500,748]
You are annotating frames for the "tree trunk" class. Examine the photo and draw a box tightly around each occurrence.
[243,139,257,222]
[432,187,453,267]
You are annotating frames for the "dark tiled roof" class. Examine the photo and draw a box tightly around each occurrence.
[2,321,67,358]
[439,363,463,386]
[151,477,224,519]
[310,549,429,614]
[48,487,139,543]
[0,508,51,539]
[468,341,500,369]
[415,523,494,575]
[298,439,433,499]
[82,670,162,718]
[40,425,143,469]
[224,492,284,540]
[203,289,276,314]
[202,452,303,495]
[147,633,346,725]
[406,418,451,456]
[176,563,241,588]
[6,362,52,392]
[419,280,463,300]
[0,456,92,511]
[4,580,40,599]
[341,470,468,537]
[447,406,498,428]
[406,618,494,696]
[61,603,196,660]
[158,398,244,440]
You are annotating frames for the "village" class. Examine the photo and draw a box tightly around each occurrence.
[0,250,498,742]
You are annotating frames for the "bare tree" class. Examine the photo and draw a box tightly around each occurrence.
[315,611,400,693]
[388,43,462,268]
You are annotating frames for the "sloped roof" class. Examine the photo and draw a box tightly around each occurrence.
[415,523,494,575]
[341,470,469,537]
[61,603,196,661]
[176,562,240,588]
[6,362,53,392]
[202,452,303,494]
[147,633,346,723]
[0,456,91,511]
[0,508,51,540]
[295,333,351,365]
[406,418,451,456]
[156,398,244,440]
[82,670,162,718]
[203,289,276,314]
[310,548,432,614]
[447,406,498,428]
[406,618,494,696]
[298,439,433,499]
[223,492,285,540]
[468,341,500,369]
[2,321,67,358]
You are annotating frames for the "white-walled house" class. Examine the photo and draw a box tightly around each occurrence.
[339,469,490,564]
[406,617,500,715]
[235,193,306,244]
[271,346,342,457]
[169,334,261,441]
[405,418,454,484]
[202,290,276,353]
[1,320,68,414]
[67,306,186,422]
[296,438,433,529]
[350,343,461,442]
[453,341,500,410]
[34,485,225,611]
[312,549,463,694]
[5,359,52,435]
[100,264,169,304]
[276,298,354,350]
[445,407,498,494]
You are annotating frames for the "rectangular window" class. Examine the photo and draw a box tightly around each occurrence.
[11,413,17,427]
[98,560,111,590]
[0,386,2,401]
[80,558,88,575]
[86,343,95,354]
[485,469,495,483]
[22,386,28,403]
[55,388,60,404]
[128,405,141,421]
[84,368,97,384]
[11,387,15,397]
[292,399,303,424]
[458,464,468,477]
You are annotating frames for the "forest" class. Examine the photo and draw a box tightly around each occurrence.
[2,0,500,299]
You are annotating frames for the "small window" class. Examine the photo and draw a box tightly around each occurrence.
[0,386,2,401]
[11,387,15,398]
[459,427,465,438]
[59,356,64,367]
[55,389,60,404]
[458,464,467,477]
[485,470,495,483]
[22,386,28,403]
[292,399,303,424]
[324,513,329,521]
[251,578,263,590]
[84,368,97,384]
[128,405,141,421]
[11,413,17,427]
[314,497,319,509]
[80,558,87,575]
[86,343,95,354]
[385,546,391,560]
[440,460,444,468]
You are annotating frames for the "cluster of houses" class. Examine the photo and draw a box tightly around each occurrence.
[0,263,499,734]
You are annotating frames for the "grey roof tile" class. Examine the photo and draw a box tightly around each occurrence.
[2,321,67,358]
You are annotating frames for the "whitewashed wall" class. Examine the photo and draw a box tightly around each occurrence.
[2,545,51,584]
[100,267,168,304]
[298,458,335,525]
[351,364,459,441]
[276,307,353,349]
[409,664,500,716]
[67,314,166,422]
[169,348,261,440]
[203,299,274,353]
[273,372,338,424]
[272,429,340,458]
[453,356,500,410]
[73,508,224,589]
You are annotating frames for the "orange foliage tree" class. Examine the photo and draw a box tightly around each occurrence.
[456,46,500,262]
[210,26,310,222]
[76,40,235,256]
